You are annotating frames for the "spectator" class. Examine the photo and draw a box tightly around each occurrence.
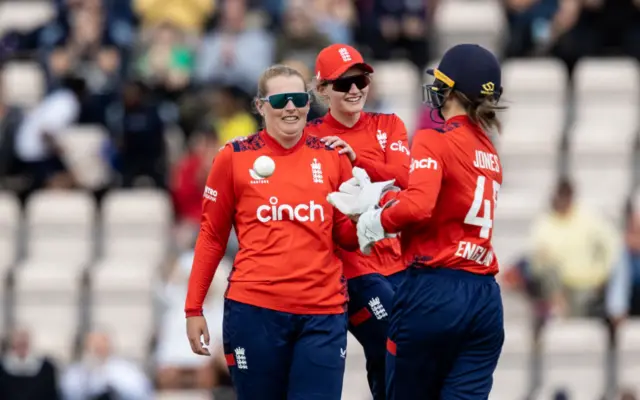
[155,248,226,390]
[502,0,560,57]
[134,0,215,33]
[209,85,257,144]
[550,0,640,71]
[0,328,60,400]
[606,207,640,326]
[354,0,433,69]
[61,330,153,400]
[133,21,195,98]
[274,2,332,70]
[553,388,570,400]
[0,83,25,187]
[195,0,274,92]
[171,128,219,227]
[528,177,619,319]
[45,0,123,125]
[46,1,121,95]
[312,0,356,44]
[13,76,87,193]
[106,80,168,188]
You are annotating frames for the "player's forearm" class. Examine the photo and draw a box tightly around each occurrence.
[185,230,227,317]
[333,216,359,251]
[353,157,409,189]
[381,191,436,232]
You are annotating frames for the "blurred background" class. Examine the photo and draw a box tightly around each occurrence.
[0,0,638,399]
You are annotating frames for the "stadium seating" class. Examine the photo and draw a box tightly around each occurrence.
[90,190,172,363]
[1,61,46,108]
[434,0,505,59]
[568,58,640,222]
[0,1,54,36]
[371,60,420,133]
[537,319,608,397]
[493,59,569,267]
[13,190,96,363]
[58,125,111,190]
[0,192,20,336]
[155,390,213,400]
[619,320,640,393]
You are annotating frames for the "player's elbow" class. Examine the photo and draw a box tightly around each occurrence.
[396,174,409,190]
[336,226,359,251]
[338,237,359,252]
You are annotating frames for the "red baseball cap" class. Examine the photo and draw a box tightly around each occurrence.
[315,44,374,81]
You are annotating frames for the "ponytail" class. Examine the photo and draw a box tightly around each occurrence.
[454,91,507,135]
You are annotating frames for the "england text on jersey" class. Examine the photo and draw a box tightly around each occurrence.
[379,115,502,275]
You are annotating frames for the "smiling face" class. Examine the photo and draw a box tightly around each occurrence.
[322,67,371,114]
[258,74,310,140]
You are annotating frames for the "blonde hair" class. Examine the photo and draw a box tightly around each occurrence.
[453,91,506,134]
[256,64,307,99]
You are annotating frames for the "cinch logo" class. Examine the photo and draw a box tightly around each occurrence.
[256,197,325,223]
[389,140,409,156]
[410,158,438,173]
[203,186,217,201]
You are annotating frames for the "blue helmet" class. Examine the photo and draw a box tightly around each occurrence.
[424,44,503,110]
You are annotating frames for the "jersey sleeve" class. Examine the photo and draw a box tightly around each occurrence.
[380,129,445,233]
[332,154,358,250]
[185,146,235,317]
[353,115,411,189]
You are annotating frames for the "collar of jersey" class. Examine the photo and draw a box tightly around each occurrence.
[259,129,308,155]
[323,110,367,131]
[444,115,472,127]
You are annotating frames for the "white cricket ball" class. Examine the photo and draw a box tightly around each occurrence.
[253,155,276,178]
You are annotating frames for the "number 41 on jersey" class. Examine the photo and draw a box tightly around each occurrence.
[464,176,500,239]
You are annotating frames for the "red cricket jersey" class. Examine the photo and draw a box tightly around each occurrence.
[306,111,411,279]
[380,115,502,275]
[185,130,358,317]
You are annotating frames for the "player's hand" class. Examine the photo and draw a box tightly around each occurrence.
[186,316,211,356]
[356,207,387,255]
[320,136,357,162]
[327,167,396,216]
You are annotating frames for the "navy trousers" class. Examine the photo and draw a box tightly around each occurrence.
[223,299,348,400]
[347,269,407,400]
[386,267,504,400]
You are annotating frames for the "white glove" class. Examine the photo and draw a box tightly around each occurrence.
[327,167,396,216]
[356,206,387,255]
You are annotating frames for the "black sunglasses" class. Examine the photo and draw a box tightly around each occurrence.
[260,92,310,109]
[326,74,371,93]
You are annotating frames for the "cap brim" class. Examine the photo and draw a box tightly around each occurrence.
[326,62,375,80]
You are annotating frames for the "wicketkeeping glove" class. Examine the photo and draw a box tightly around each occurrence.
[356,206,387,255]
[327,167,397,216]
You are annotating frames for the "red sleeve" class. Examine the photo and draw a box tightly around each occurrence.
[380,130,445,233]
[353,115,411,189]
[185,146,235,317]
[332,154,358,250]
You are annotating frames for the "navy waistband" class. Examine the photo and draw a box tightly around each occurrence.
[408,265,496,282]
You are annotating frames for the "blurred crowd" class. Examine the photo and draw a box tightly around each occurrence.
[0,0,639,399]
